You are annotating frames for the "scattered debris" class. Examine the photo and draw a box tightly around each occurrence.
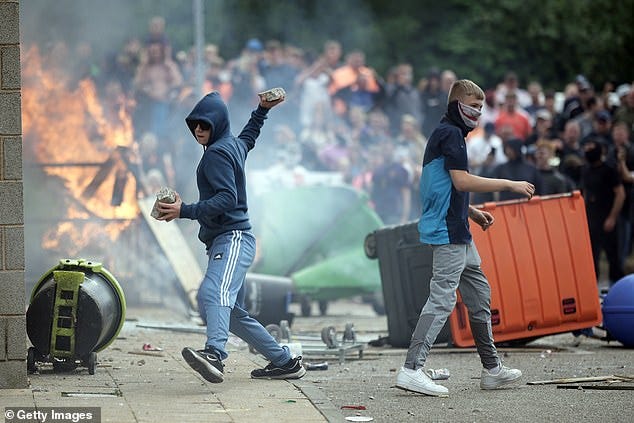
[305,362,329,371]
[127,351,165,357]
[425,368,450,380]
[142,343,163,351]
[62,390,122,398]
[528,375,634,385]
[136,322,206,334]
[557,385,634,391]
[344,417,373,422]
[341,405,366,410]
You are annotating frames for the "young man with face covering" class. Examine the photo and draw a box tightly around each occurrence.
[156,91,306,383]
[395,80,535,396]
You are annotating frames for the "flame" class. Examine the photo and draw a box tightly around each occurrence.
[22,45,139,251]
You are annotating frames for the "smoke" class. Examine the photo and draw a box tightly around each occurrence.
[20,0,139,57]
[20,0,384,312]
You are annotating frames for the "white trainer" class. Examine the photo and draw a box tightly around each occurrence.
[396,367,449,396]
[480,365,522,389]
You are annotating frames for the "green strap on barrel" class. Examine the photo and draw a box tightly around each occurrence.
[49,270,84,358]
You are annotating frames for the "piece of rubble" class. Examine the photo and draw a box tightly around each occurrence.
[258,87,286,102]
[151,187,177,219]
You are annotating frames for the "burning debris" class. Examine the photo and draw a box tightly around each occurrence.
[22,45,190,311]
[22,45,139,222]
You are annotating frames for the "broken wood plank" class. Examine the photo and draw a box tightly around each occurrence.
[557,385,634,390]
[528,375,631,385]
[137,196,203,310]
[82,156,115,199]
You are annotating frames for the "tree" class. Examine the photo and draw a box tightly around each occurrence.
[21,0,633,90]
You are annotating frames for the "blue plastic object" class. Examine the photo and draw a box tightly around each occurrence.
[602,274,634,347]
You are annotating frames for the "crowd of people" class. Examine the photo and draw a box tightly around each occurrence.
[40,16,634,285]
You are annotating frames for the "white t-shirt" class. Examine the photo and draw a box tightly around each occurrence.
[467,133,507,175]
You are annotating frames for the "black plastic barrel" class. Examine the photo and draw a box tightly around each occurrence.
[26,259,126,372]
[244,272,293,326]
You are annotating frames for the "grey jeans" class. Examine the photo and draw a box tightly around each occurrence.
[404,241,499,370]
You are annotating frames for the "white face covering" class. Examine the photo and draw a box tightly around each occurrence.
[457,101,482,129]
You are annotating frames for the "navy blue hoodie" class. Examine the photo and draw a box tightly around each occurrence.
[180,92,269,248]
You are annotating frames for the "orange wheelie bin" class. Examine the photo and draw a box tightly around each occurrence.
[449,191,602,346]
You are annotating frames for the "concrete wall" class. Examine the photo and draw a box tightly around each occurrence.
[0,0,27,389]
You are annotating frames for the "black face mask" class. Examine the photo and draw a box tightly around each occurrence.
[584,145,603,163]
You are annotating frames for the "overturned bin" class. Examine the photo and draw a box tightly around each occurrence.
[26,258,126,374]
[366,191,602,348]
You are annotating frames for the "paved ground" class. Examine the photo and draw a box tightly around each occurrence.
[1,307,326,423]
[2,299,633,422]
[290,299,634,423]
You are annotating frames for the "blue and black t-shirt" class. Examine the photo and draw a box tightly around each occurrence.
[418,117,471,245]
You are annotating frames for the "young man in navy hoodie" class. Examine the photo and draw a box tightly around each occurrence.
[156,91,306,383]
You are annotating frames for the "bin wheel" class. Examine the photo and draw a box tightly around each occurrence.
[300,296,312,317]
[27,347,38,373]
[318,300,328,316]
[87,352,97,375]
[364,233,377,259]
[265,324,282,343]
[343,323,356,343]
[321,326,337,348]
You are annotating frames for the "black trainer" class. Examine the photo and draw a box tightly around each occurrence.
[251,356,307,380]
[181,347,224,383]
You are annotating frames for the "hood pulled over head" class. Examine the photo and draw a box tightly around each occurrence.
[185,91,231,146]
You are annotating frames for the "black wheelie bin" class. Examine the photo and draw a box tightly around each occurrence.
[365,222,452,348]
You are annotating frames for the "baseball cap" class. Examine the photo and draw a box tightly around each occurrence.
[596,110,611,122]
[245,38,263,52]
[616,84,631,98]
[536,109,552,121]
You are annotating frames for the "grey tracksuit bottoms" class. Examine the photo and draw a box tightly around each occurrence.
[404,241,499,370]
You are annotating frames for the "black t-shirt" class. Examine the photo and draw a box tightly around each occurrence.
[580,162,622,222]
[606,144,634,219]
